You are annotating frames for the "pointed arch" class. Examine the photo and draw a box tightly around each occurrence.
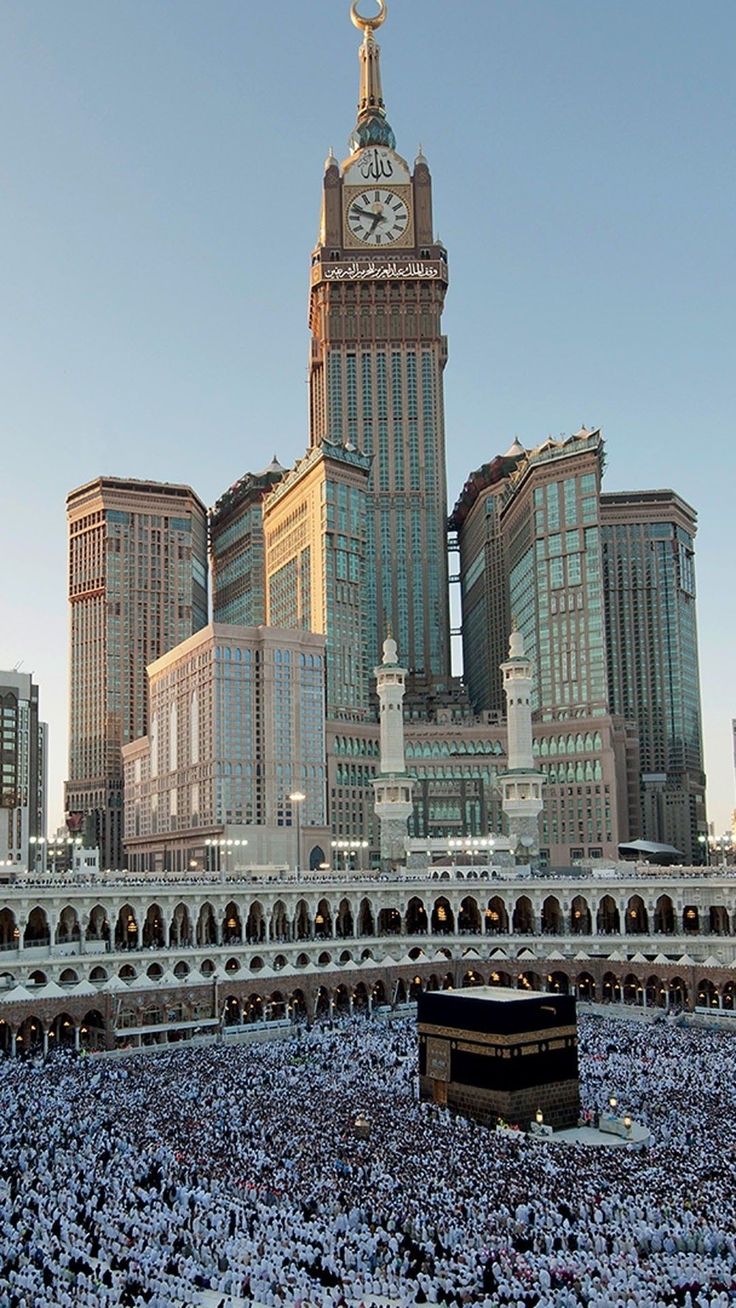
[512,896,534,934]
[485,896,509,934]
[23,906,50,947]
[625,895,648,935]
[541,895,563,935]
[169,902,193,947]
[142,903,165,949]
[246,901,266,945]
[458,896,481,934]
[114,904,138,950]
[431,897,454,935]
[55,905,81,944]
[596,895,620,935]
[222,902,243,945]
[405,896,428,934]
[570,895,591,934]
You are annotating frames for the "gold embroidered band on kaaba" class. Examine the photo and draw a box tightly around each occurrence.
[418,1021,577,1047]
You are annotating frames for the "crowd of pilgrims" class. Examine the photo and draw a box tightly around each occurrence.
[1,1012,736,1308]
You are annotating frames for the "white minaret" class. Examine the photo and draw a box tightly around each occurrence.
[500,625,544,860]
[373,635,414,865]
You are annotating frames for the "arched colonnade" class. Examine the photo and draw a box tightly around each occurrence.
[2,889,732,960]
[2,956,733,1058]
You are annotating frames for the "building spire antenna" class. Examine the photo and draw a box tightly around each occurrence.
[348,0,396,152]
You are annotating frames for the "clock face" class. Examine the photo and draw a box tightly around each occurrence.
[346,188,410,246]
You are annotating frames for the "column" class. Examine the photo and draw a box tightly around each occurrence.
[48,912,61,950]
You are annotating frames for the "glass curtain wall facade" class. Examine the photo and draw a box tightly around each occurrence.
[313,334,450,678]
[502,431,608,719]
[601,490,706,862]
[449,451,522,713]
[262,442,371,721]
[209,461,285,626]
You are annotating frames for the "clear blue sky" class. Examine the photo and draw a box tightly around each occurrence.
[1,1,734,836]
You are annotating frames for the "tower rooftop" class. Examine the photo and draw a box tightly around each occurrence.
[349,0,396,152]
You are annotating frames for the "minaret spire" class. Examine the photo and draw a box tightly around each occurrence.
[373,634,414,867]
[349,1,396,152]
[499,627,545,863]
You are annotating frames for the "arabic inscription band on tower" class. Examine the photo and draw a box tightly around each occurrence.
[302,0,451,691]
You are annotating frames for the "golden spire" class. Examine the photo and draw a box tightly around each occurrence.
[349,1,395,152]
[350,0,387,37]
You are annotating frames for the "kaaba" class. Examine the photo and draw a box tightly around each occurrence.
[417,987,579,1130]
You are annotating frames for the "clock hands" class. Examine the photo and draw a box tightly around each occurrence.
[349,195,407,242]
[351,204,385,223]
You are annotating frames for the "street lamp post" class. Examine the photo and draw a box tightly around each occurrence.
[288,792,305,874]
[331,838,370,873]
[205,838,236,880]
[29,836,47,875]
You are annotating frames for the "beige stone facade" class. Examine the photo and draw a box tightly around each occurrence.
[65,477,208,869]
[1,864,735,1055]
[122,624,329,874]
[327,708,636,868]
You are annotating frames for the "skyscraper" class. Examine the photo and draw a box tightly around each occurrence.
[0,671,46,872]
[601,489,707,862]
[449,444,523,713]
[503,431,607,716]
[451,430,639,861]
[65,477,208,868]
[307,3,451,682]
[262,441,371,720]
[210,458,285,626]
[455,430,610,717]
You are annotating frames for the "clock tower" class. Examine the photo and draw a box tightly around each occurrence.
[309,0,451,685]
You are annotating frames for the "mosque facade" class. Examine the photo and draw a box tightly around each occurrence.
[1,862,736,1055]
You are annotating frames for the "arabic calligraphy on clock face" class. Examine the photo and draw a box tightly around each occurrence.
[346,188,410,246]
[343,148,410,186]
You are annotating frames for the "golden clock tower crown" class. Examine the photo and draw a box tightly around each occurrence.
[308,0,452,687]
[316,0,439,254]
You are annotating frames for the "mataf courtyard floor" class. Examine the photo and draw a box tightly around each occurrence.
[2,1013,736,1307]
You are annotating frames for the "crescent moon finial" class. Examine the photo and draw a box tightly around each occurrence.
[350,0,387,36]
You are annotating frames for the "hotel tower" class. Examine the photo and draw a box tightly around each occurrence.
[305,0,451,688]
